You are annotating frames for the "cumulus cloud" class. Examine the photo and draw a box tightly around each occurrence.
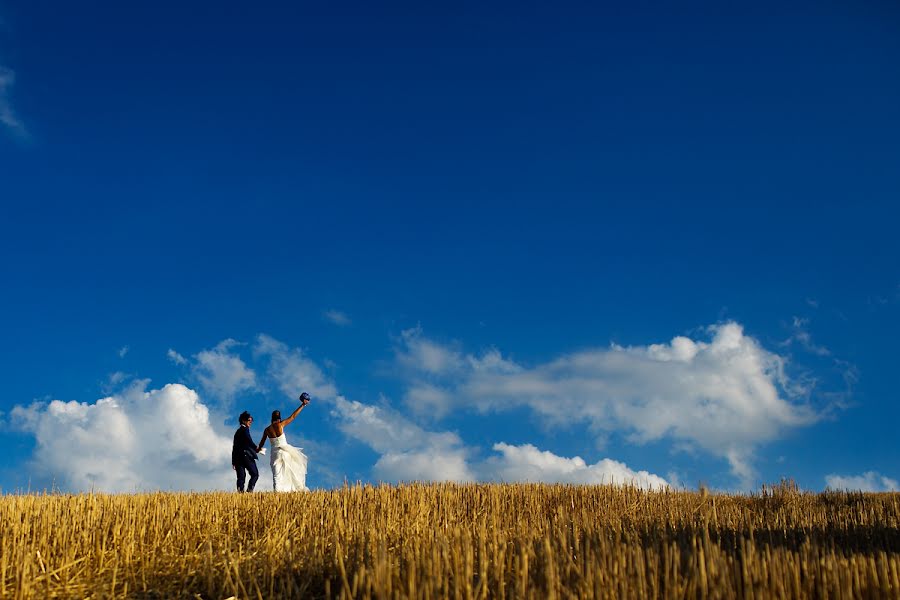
[193,339,257,402]
[485,443,668,489]
[11,382,233,492]
[11,333,671,491]
[20,328,801,491]
[825,472,898,492]
[118,346,130,358]
[323,309,351,327]
[250,335,666,487]
[0,65,26,137]
[254,334,337,400]
[331,395,473,482]
[329,395,666,487]
[394,322,819,487]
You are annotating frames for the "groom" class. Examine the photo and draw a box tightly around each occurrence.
[232,411,259,492]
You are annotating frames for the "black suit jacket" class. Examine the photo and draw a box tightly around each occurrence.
[232,425,257,465]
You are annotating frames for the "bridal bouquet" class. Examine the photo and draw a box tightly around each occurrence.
[257,448,266,456]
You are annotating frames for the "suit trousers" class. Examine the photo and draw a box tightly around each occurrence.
[234,456,259,492]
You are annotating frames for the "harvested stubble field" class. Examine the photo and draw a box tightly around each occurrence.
[1,483,898,599]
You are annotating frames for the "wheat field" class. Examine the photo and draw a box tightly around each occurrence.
[1,482,898,599]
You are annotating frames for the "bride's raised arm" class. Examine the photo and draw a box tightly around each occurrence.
[280,393,311,428]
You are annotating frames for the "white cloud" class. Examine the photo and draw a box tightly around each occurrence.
[331,395,463,454]
[466,348,522,374]
[193,339,257,402]
[11,382,233,492]
[330,395,474,482]
[397,329,520,418]
[394,322,819,487]
[374,451,473,483]
[484,443,669,489]
[254,334,337,400]
[118,345,130,358]
[251,337,476,482]
[17,328,805,491]
[101,371,130,394]
[403,383,454,419]
[12,334,671,491]
[323,309,351,327]
[255,337,666,487]
[396,327,466,375]
[329,395,667,487]
[167,348,187,365]
[782,317,830,356]
[825,472,898,492]
[0,65,26,137]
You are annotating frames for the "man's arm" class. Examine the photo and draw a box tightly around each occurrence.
[257,427,269,452]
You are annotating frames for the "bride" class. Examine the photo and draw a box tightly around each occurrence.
[256,392,311,492]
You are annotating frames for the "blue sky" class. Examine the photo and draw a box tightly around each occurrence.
[1,0,898,493]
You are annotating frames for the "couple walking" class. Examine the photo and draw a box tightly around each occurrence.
[232,392,312,492]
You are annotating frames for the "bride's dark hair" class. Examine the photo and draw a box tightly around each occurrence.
[271,410,281,422]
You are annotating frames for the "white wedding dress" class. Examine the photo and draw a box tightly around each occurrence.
[269,433,309,492]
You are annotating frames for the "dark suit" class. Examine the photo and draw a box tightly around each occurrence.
[232,425,259,492]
